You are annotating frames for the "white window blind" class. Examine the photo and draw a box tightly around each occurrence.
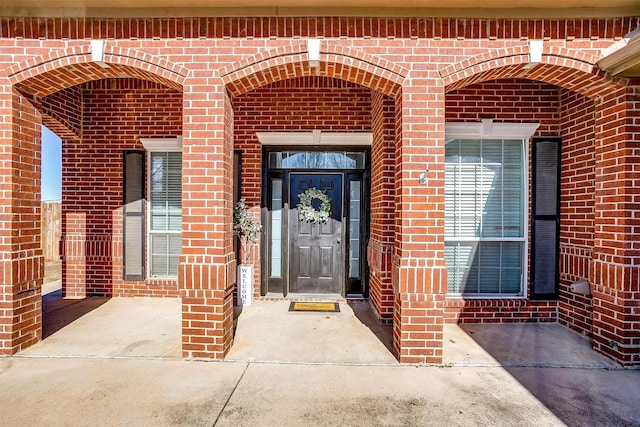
[445,139,525,296]
[149,151,182,277]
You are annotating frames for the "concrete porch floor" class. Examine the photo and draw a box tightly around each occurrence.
[22,282,622,370]
[4,283,638,426]
[20,280,182,359]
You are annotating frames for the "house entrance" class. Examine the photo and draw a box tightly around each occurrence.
[289,173,343,294]
[263,149,369,297]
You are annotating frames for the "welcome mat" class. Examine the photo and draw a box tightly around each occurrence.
[288,302,340,312]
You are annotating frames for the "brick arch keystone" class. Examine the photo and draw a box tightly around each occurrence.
[441,45,623,99]
[8,43,189,98]
[220,43,408,97]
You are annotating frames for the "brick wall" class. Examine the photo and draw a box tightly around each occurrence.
[1,17,637,40]
[590,86,640,365]
[369,91,396,321]
[0,88,44,354]
[61,78,182,297]
[558,89,596,337]
[445,79,560,136]
[41,86,82,141]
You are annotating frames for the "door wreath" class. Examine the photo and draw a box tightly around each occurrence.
[298,187,332,224]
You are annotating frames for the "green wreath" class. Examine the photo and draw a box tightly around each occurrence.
[298,187,332,224]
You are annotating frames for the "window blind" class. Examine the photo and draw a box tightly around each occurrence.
[149,152,182,277]
[445,139,524,295]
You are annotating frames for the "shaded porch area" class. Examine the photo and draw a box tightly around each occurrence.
[20,281,182,359]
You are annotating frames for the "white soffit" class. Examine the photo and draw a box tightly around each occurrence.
[256,131,373,146]
[140,136,183,151]
[445,120,540,141]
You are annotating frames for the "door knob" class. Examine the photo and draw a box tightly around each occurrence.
[336,238,341,243]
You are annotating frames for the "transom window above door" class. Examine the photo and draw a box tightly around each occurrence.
[267,151,366,170]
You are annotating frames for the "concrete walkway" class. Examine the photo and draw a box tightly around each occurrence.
[2,286,639,426]
[226,300,397,364]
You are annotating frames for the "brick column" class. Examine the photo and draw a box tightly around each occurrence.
[61,212,87,298]
[179,75,236,359]
[368,91,396,322]
[591,85,640,366]
[0,87,45,355]
[392,76,447,364]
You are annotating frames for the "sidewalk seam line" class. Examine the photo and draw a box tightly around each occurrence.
[212,361,251,427]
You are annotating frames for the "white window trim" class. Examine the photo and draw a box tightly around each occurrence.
[142,137,182,279]
[446,120,540,141]
[256,130,372,146]
[141,136,182,152]
[445,121,539,299]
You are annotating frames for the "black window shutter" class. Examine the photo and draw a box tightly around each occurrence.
[123,150,145,281]
[531,138,561,298]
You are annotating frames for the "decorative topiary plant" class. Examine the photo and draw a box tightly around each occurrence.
[233,198,262,264]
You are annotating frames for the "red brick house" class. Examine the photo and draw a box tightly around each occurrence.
[1,1,638,365]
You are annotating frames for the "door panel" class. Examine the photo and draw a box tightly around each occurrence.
[289,173,343,294]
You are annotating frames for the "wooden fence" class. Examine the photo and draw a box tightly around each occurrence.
[41,201,61,261]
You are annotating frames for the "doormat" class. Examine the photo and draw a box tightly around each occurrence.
[288,302,340,312]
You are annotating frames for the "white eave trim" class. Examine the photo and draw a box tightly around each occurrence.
[598,28,640,76]
[140,136,183,152]
[256,131,373,146]
[446,120,540,140]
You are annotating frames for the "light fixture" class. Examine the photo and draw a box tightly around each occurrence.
[418,169,429,185]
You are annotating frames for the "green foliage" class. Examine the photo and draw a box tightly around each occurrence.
[298,187,332,224]
[233,199,262,264]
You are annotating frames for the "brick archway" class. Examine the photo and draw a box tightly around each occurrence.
[9,43,188,98]
[221,44,408,359]
[220,42,407,97]
[441,46,639,365]
[441,45,624,98]
[0,43,189,356]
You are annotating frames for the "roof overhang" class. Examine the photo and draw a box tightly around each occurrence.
[598,28,640,78]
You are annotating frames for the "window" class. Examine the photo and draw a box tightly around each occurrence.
[268,151,365,170]
[148,151,182,277]
[444,138,526,296]
[270,178,283,277]
[348,180,362,279]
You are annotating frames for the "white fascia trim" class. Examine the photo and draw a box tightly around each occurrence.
[445,120,540,140]
[140,136,183,152]
[598,28,640,76]
[256,131,372,146]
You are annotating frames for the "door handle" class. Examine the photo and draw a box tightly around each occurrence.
[336,238,341,243]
